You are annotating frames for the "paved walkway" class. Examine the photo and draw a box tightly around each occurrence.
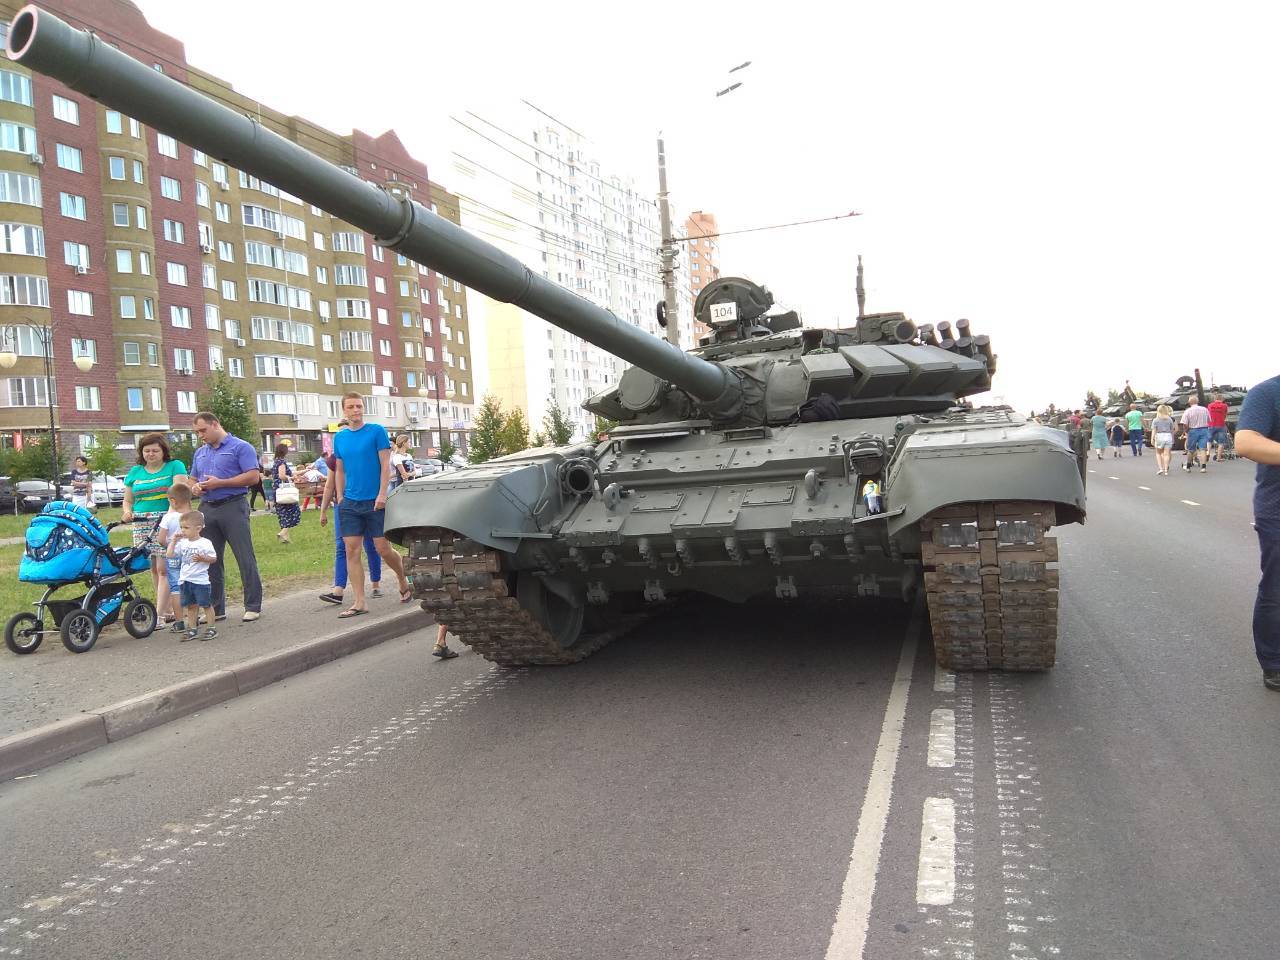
[0,580,435,740]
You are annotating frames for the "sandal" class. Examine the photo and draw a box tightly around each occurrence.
[399,588,413,603]
[337,608,368,619]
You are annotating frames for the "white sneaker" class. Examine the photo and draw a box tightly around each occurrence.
[242,611,261,622]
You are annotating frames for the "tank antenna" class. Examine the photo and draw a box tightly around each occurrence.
[855,254,866,320]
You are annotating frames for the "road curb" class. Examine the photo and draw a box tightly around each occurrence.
[0,606,430,782]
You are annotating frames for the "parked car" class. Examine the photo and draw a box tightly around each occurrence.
[413,459,444,477]
[57,470,125,506]
[10,479,58,513]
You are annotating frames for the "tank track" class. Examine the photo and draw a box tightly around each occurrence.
[405,532,644,666]
[920,501,1059,671]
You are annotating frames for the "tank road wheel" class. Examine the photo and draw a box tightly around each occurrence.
[515,574,585,651]
[4,612,43,655]
[920,501,1059,672]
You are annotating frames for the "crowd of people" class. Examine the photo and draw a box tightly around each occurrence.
[115,396,458,658]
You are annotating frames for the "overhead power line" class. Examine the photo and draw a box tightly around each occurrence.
[671,211,863,242]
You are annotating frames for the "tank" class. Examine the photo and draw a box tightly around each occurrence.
[8,6,1086,670]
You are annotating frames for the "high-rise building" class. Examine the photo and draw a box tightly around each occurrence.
[451,103,668,442]
[684,210,720,341]
[424,182,473,456]
[0,0,471,461]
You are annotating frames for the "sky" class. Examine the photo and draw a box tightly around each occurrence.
[138,0,1280,412]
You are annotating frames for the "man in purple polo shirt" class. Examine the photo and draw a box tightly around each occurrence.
[1237,375,1280,690]
[189,411,263,622]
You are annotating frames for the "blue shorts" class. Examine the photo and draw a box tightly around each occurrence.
[165,558,180,593]
[1185,427,1210,452]
[339,498,385,539]
[180,581,212,608]
[1209,426,1229,445]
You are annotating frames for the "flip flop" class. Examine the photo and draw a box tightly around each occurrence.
[337,608,368,619]
[318,593,343,604]
[399,588,413,603]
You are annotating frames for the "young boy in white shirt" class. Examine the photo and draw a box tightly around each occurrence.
[158,483,192,628]
[166,510,218,642]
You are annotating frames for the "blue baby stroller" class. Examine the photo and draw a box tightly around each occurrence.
[5,502,160,654]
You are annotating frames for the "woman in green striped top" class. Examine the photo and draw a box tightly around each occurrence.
[122,432,188,618]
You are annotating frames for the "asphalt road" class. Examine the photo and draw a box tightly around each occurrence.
[0,454,1267,960]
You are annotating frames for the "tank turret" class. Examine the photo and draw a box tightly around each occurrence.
[8,6,1084,674]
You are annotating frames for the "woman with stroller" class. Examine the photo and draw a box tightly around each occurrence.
[272,443,301,543]
[121,433,187,617]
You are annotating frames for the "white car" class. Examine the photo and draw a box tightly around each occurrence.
[58,471,126,506]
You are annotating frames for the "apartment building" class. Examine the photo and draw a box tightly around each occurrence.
[684,210,720,341]
[0,0,471,458]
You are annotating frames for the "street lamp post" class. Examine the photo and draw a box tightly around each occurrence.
[417,366,446,462]
[0,321,94,487]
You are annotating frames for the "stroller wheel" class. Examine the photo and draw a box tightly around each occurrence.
[5,612,43,655]
[123,598,158,639]
[60,610,99,654]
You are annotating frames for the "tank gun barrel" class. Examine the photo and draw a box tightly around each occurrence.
[5,7,734,408]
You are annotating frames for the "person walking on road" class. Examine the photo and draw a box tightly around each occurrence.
[1091,410,1108,461]
[1109,418,1125,458]
[1235,375,1280,690]
[318,419,384,605]
[331,393,411,619]
[190,412,263,623]
[1126,403,1145,457]
[1208,391,1231,462]
[271,443,301,544]
[1151,404,1176,476]
[389,434,416,492]
[1180,394,1211,473]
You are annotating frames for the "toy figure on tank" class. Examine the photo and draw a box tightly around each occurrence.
[6,5,1085,670]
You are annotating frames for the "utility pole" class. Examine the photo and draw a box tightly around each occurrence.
[855,254,866,321]
[656,137,680,347]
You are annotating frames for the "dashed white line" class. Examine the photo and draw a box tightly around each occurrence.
[1107,476,1120,481]
[1138,485,1151,491]
[917,797,957,906]
[823,601,921,960]
[927,709,956,768]
[933,665,955,693]
[1181,499,1200,507]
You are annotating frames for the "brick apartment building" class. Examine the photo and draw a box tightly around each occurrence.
[684,210,719,341]
[0,0,472,461]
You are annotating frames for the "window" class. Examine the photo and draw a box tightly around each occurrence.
[321,334,333,352]
[205,304,221,329]
[336,298,369,319]
[202,264,216,289]
[159,176,181,200]
[170,305,191,328]
[67,290,92,316]
[455,303,462,318]
[334,264,367,287]
[340,363,375,384]
[126,387,143,411]
[166,262,187,286]
[317,300,331,321]
[215,201,230,223]
[198,222,213,249]
[119,295,136,319]
[371,245,385,263]
[156,133,178,158]
[379,339,391,356]
[315,265,328,284]
[339,330,372,352]
[224,318,242,340]
[401,280,416,297]
[249,316,314,346]
[254,355,317,380]
[0,223,41,258]
[228,357,244,378]
[115,249,132,273]
[331,232,364,253]
[0,71,33,107]
[192,149,206,168]
[176,391,197,413]
[403,341,415,358]
[312,231,325,251]
[208,345,223,371]
[133,160,144,184]
[163,219,184,243]
[212,163,228,187]
[60,193,87,220]
[424,345,434,362]
[55,143,82,172]
[374,276,386,294]
[242,204,304,238]
[195,181,209,208]
[457,330,465,345]
[376,307,388,326]
[111,202,129,226]
[122,341,140,365]
[139,251,151,275]
[146,341,158,365]
[105,111,123,134]
[0,121,36,154]
[173,347,194,372]
[217,240,234,262]
[108,156,126,180]
[75,385,100,411]
[406,371,417,388]
[221,279,237,301]
[143,297,155,321]
[135,205,147,229]
[151,387,163,411]
[0,172,40,206]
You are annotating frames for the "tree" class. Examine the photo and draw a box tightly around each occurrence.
[530,431,547,448]
[438,437,459,464]
[593,415,619,439]
[87,431,124,478]
[542,396,575,446]
[197,369,258,443]
[468,394,507,464]
[169,437,197,473]
[500,408,530,456]
[10,435,63,483]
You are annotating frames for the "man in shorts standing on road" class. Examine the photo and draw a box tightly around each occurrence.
[332,392,411,619]
[1235,375,1280,690]
[1208,392,1231,462]
[1180,394,1211,473]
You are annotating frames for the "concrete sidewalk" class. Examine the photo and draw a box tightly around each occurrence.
[0,581,437,779]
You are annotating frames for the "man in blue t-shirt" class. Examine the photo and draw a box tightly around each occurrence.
[1236,375,1280,690]
[332,393,410,618]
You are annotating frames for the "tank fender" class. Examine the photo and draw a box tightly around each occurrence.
[383,456,567,551]
[885,423,1086,537]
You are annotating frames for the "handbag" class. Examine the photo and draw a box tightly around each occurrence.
[274,482,300,505]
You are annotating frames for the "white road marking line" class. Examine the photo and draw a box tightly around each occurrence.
[1107,476,1119,480]
[916,797,957,906]
[927,709,956,768]
[1181,499,1200,507]
[1138,485,1151,491]
[933,665,955,693]
[824,601,921,960]
[1087,469,1096,474]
